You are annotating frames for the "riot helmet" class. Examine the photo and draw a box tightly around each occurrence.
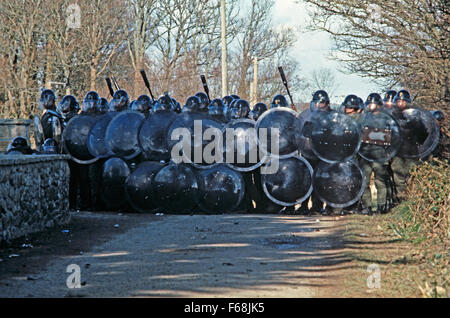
[271,94,289,108]
[230,94,241,101]
[57,95,79,121]
[82,91,100,113]
[431,110,445,123]
[310,90,331,112]
[151,100,172,114]
[249,103,268,121]
[97,97,109,114]
[109,89,129,112]
[222,95,234,107]
[342,95,362,114]
[39,89,57,111]
[234,99,250,118]
[383,90,397,109]
[365,93,383,113]
[171,97,182,113]
[182,96,201,113]
[42,138,60,154]
[393,89,412,110]
[195,92,209,111]
[6,136,32,155]
[132,94,152,114]
[208,98,227,119]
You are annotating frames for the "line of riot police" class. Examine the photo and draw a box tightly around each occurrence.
[4,85,445,216]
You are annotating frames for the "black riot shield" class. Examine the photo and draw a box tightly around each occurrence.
[295,108,318,160]
[33,114,45,150]
[152,163,200,214]
[197,164,245,214]
[87,112,119,159]
[105,111,145,160]
[139,110,178,161]
[222,119,267,172]
[261,155,313,207]
[100,157,131,211]
[62,114,99,164]
[394,107,440,159]
[310,111,362,163]
[357,111,402,163]
[255,107,300,158]
[168,112,224,169]
[125,161,165,213]
[313,160,366,208]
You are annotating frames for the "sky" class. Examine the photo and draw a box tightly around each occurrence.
[272,0,383,104]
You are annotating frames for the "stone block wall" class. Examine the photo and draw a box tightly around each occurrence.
[0,154,71,243]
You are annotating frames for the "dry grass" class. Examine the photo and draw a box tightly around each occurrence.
[339,159,449,298]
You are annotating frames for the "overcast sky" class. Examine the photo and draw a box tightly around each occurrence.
[272,0,383,103]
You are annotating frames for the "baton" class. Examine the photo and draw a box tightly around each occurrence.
[200,75,211,103]
[140,69,156,101]
[278,66,296,111]
[105,78,115,98]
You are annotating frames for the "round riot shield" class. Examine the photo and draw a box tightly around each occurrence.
[100,157,131,211]
[255,107,300,159]
[87,112,118,159]
[168,112,224,170]
[295,108,318,160]
[105,111,145,160]
[222,119,267,172]
[125,161,165,213]
[139,110,178,161]
[310,111,362,163]
[394,107,440,159]
[197,164,245,214]
[357,111,402,163]
[261,155,313,207]
[33,114,45,150]
[313,160,365,208]
[153,163,200,214]
[63,114,99,164]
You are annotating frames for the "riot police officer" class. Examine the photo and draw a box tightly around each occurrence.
[38,89,64,149]
[307,90,333,214]
[390,89,417,203]
[249,103,268,121]
[41,138,60,154]
[207,99,228,123]
[5,136,34,155]
[182,96,202,113]
[57,95,80,126]
[133,95,153,116]
[109,89,129,112]
[271,94,289,108]
[195,92,210,113]
[383,90,397,115]
[358,93,391,214]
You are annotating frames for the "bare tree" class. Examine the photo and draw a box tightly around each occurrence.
[298,0,449,112]
[309,67,340,100]
[228,0,297,101]
[0,1,44,117]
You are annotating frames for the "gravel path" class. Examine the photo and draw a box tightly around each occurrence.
[0,212,348,298]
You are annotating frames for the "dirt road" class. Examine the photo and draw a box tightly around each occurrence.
[0,212,350,298]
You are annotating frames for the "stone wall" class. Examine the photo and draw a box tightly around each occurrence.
[0,154,71,243]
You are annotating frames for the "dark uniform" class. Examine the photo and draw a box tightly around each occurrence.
[358,93,391,214]
[389,90,417,203]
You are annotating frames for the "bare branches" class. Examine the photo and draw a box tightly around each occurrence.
[299,0,449,111]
